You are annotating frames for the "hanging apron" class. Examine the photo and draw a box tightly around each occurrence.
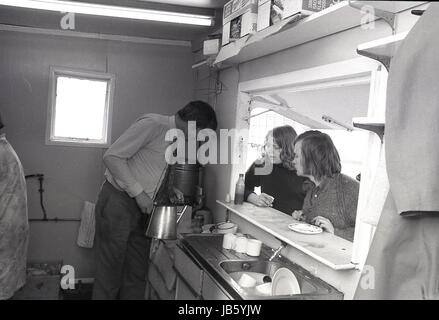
[355,3,439,299]
[0,134,29,300]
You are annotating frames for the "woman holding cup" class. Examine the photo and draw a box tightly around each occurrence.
[244,125,309,215]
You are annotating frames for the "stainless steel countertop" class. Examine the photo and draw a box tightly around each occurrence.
[177,233,343,300]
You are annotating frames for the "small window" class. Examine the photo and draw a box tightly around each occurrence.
[46,67,115,147]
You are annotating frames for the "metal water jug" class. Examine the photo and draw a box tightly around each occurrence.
[145,205,188,240]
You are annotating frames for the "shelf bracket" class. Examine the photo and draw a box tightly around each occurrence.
[353,122,385,144]
[356,49,391,72]
[348,1,396,34]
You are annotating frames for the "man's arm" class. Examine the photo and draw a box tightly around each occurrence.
[104,116,159,212]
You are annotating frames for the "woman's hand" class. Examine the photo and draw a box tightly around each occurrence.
[291,210,304,221]
[247,193,274,207]
[311,216,335,234]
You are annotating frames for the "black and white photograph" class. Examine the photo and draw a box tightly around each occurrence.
[0,0,438,307]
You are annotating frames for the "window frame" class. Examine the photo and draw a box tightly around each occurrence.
[232,57,387,269]
[46,66,115,148]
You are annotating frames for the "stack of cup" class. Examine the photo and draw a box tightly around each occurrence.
[222,233,237,249]
[234,236,248,253]
[222,232,263,257]
[246,239,262,257]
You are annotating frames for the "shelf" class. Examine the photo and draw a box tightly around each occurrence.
[349,1,426,13]
[214,1,381,68]
[217,200,356,271]
[352,117,385,142]
[357,32,407,71]
[349,1,426,31]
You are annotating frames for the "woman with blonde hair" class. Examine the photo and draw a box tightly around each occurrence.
[244,125,308,215]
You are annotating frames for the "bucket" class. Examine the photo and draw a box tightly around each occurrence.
[169,164,200,201]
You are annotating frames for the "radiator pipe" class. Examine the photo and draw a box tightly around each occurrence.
[25,173,48,221]
[25,173,81,222]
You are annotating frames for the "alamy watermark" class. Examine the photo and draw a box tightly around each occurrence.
[60,264,75,290]
[164,121,274,175]
[60,12,75,30]
[360,5,376,30]
[359,264,375,290]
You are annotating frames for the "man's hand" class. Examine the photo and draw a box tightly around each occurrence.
[135,192,154,214]
[170,187,185,204]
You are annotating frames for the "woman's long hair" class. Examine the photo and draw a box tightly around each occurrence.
[268,125,297,171]
[296,130,341,180]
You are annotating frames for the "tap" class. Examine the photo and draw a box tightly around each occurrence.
[268,241,287,261]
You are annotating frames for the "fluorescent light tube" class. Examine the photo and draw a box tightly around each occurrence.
[0,0,214,26]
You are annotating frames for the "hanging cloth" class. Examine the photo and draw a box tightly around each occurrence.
[355,3,439,299]
[0,134,29,300]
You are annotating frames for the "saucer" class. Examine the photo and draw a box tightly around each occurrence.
[288,222,323,234]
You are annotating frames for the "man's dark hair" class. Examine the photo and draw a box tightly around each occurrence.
[177,101,217,130]
[0,112,4,130]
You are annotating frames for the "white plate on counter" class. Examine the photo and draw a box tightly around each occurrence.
[288,222,322,235]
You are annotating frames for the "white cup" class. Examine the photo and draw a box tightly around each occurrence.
[255,282,272,295]
[234,236,248,253]
[238,273,257,288]
[246,239,262,257]
[222,233,237,250]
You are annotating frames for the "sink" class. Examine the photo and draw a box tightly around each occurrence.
[179,234,343,300]
[219,260,338,299]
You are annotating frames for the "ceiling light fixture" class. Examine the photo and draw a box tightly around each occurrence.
[0,0,215,26]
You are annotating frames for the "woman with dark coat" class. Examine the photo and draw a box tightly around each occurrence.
[244,125,308,215]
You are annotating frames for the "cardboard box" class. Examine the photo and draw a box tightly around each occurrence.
[223,0,258,25]
[222,21,231,46]
[257,0,337,31]
[240,11,258,37]
[203,38,221,56]
[222,0,259,46]
[257,0,272,31]
[281,0,338,18]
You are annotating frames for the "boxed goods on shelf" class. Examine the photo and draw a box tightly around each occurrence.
[203,38,221,56]
[257,0,340,31]
[222,0,259,46]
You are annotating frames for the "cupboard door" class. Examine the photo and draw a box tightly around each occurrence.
[175,276,200,300]
[202,273,231,300]
[174,246,204,295]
